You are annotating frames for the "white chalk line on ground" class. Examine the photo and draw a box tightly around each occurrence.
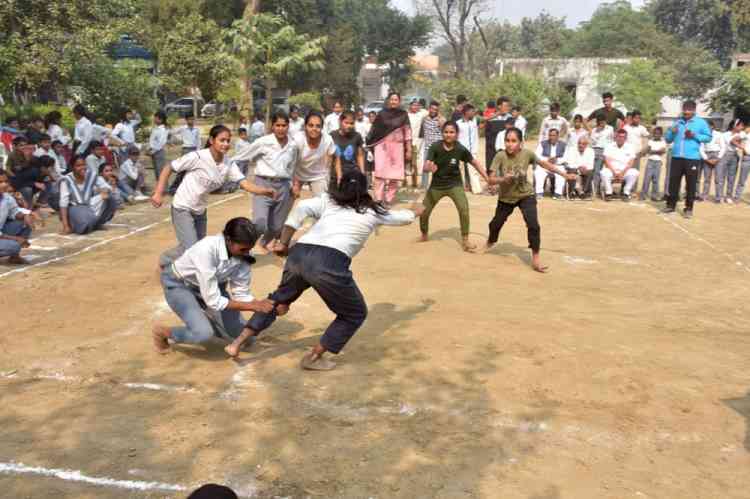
[658,213,750,273]
[0,461,186,493]
[0,194,244,280]
[1,369,199,394]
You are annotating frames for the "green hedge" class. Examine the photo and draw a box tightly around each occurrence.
[1,104,76,130]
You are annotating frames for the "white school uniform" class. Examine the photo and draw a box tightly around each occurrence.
[149,125,168,154]
[647,139,668,162]
[59,173,112,217]
[34,147,62,176]
[324,112,341,135]
[456,118,481,193]
[171,149,246,214]
[0,193,31,232]
[567,128,589,149]
[285,194,415,258]
[624,124,649,155]
[112,118,140,146]
[590,125,614,150]
[601,142,639,195]
[294,134,335,194]
[514,115,527,136]
[289,117,305,138]
[699,131,725,160]
[47,124,70,146]
[92,124,111,144]
[118,158,140,182]
[234,137,252,157]
[85,153,106,174]
[494,130,507,152]
[232,134,298,179]
[250,120,266,142]
[175,125,201,149]
[74,116,93,155]
[171,234,254,311]
[539,115,569,142]
[355,120,371,143]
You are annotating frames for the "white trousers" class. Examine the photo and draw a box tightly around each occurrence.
[534,166,565,196]
[600,168,639,195]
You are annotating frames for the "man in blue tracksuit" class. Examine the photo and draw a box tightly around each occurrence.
[663,100,712,218]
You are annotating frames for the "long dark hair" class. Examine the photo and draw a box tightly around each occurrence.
[205,124,231,148]
[44,111,62,128]
[329,170,388,216]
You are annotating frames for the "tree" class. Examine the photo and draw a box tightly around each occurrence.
[598,59,676,122]
[711,68,750,116]
[469,20,522,78]
[230,13,326,123]
[519,12,571,59]
[155,12,238,118]
[418,0,487,76]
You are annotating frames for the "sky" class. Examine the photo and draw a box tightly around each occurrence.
[392,0,646,29]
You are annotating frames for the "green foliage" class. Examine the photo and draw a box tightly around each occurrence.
[288,92,323,111]
[598,59,676,122]
[155,12,238,105]
[67,58,158,122]
[711,68,750,114]
[0,104,76,130]
[519,12,572,59]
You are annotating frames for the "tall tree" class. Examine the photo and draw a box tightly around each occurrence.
[418,0,487,76]
[230,13,326,123]
[518,12,571,59]
[598,59,676,122]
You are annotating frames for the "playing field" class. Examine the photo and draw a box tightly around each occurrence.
[2,171,750,498]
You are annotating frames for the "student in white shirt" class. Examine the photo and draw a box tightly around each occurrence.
[588,116,614,197]
[231,112,300,252]
[535,128,567,199]
[168,114,202,195]
[293,111,335,197]
[457,104,482,194]
[641,126,668,201]
[91,120,111,145]
[118,145,147,200]
[233,127,252,177]
[698,120,725,202]
[224,170,423,370]
[151,124,275,268]
[249,113,266,143]
[324,101,343,135]
[407,99,428,188]
[112,109,141,163]
[511,106,527,137]
[85,141,107,174]
[44,111,70,146]
[601,128,639,200]
[354,108,371,142]
[561,135,595,198]
[152,217,277,353]
[288,106,305,138]
[0,170,36,264]
[59,156,117,235]
[567,114,589,150]
[148,110,169,186]
[623,110,649,196]
[716,119,745,203]
[72,104,93,157]
[52,141,68,177]
[538,102,569,142]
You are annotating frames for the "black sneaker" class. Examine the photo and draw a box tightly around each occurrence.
[661,207,676,214]
[682,209,693,219]
[622,195,630,202]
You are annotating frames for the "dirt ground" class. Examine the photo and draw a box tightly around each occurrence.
[2,148,750,498]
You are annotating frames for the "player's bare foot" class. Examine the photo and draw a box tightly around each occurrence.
[224,342,241,359]
[484,240,496,252]
[300,352,336,371]
[152,325,171,354]
[418,233,429,242]
[531,254,548,273]
[462,239,477,253]
[7,255,29,265]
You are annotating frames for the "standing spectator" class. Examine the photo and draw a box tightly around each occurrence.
[407,99,428,188]
[640,127,667,201]
[249,113,266,143]
[539,102,569,142]
[624,110,649,170]
[534,128,567,200]
[451,95,467,122]
[457,104,482,194]
[148,110,169,188]
[419,101,445,190]
[168,114,201,195]
[368,92,411,206]
[698,120,725,202]
[588,116,614,197]
[511,106,527,137]
[715,119,744,204]
[601,129,639,201]
[587,92,625,130]
[72,104,94,157]
[288,106,305,137]
[733,125,750,203]
[662,100,712,218]
[484,96,512,173]
[324,101,343,135]
[567,114,589,150]
[354,108,371,141]
[111,109,140,163]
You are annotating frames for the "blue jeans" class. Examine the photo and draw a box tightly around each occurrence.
[640,159,661,199]
[161,266,245,344]
[0,220,32,257]
[248,243,367,354]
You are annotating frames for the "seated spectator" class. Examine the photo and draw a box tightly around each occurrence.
[118,145,147,200]
[59,156,117,235]
[85,141,107,174]
[51,140,68,177]
[601,129,639,201]
[534,128,567,200]
[562,136,595,199]
[0,169,38,264]
[11,155,54,208]
[99,163,128,207]
[25,116,46,145]
[7,136,33,176]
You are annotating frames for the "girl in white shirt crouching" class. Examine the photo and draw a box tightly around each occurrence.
[225,170,424,370]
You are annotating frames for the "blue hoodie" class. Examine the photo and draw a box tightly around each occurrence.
[664,116,712,160]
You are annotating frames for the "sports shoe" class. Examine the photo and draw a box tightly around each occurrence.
[552,194,562,200]
[536,194,543,200]
[682,209,693,219]
[726,198,734,205]
[661,207,676,214]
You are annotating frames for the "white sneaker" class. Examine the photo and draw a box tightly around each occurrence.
[133,194,149,202]
[726,198,734,205]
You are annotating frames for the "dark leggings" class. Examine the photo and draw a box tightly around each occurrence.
[487,195,540,252]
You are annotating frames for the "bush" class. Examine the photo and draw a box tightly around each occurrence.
[289,91,323,112]
[1,103,76,130]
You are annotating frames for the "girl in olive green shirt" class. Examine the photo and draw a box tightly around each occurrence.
[486,127,575,272]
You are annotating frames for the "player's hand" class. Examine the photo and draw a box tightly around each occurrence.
[150,192,163,208]
[264,188,277,199]
[251,298,275,314]
[60,226,72,235]
[411,203,426,217]
[424,160,438,173]
[275,303,290,316]
[684,129,694,139]
[566,173,578,181]
[291,183,301,199]
[272,241,289,257]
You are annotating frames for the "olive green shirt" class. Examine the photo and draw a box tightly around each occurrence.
[490,149,537,204]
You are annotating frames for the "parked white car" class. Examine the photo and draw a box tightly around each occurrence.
[364,101,384,114]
